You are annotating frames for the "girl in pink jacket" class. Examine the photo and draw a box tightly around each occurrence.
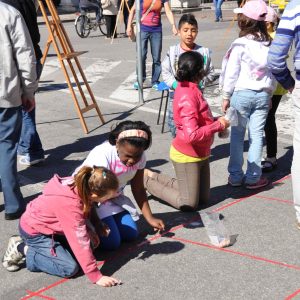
[2,166,122,287]
[144,51,229,211]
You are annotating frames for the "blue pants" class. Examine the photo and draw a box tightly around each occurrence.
[228,90,270,184]
[141,30,162,85]
[17,108,44,159]
[17,60,44,160]
[167,92,176,138]
[213,0,223,21]
[20,226,79,278]
[100,211,138,250]
[0,107,25,214]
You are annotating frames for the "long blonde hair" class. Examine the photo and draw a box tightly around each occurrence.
[72,166,118,217]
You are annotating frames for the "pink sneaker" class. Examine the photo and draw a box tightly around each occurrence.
[245,177,269,190]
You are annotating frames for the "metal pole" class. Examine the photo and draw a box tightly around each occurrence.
[136,0,144,103]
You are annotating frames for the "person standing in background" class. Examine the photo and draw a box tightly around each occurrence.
[1,0,45,167]
[213,0,224,22]
[0,2,38,220]
[267,0,300,227]
[126,0,178,90]
[101,0,118,39]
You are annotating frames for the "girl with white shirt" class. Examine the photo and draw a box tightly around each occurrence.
[75,120,165,250]
[220,0,275,189]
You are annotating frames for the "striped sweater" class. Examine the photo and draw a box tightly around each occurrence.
[267,0,300,89]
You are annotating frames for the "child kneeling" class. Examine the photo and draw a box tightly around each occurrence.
[2,166,121,287]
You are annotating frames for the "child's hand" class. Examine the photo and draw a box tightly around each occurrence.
[172,25,178,36]
[222,99,230,114]
[148,217,165,232]
[96,276,121,287]
[218,116,230,129]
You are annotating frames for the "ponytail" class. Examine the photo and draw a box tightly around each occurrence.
[72,166,119,217]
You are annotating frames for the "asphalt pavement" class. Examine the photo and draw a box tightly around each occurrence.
[0,7,299,300]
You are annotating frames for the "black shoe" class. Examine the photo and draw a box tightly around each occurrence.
[5,211,24,221]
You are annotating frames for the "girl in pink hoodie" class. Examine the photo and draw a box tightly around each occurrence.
[2,166,122,287]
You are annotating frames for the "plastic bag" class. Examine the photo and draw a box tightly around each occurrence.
[200,212,230,248]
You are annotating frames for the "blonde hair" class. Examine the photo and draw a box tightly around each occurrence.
[72,166,119,217]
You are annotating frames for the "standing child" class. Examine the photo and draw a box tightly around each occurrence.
[144,51,229,211]
[162,13,215,137]
[262,6,287,172]
[2,166,121,287]
[220,0,276,189]
[75,120,165,250]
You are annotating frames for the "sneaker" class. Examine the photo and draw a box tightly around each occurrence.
[2,236,24,272]
[245,177,269,190]
[152,83,159,91]
[228,177,242,187]
[19,155,45,166]
[133,81,142,90]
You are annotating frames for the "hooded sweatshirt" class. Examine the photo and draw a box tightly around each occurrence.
[219,36,275,99]
[20,175,102,283]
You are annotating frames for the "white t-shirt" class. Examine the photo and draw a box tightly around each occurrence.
[74,141,146,219]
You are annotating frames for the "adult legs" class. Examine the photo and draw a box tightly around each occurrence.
[264,95,282,158]
[104,15,113,38]
[141,30,149,82]
[149,31,162,85]
[18,60,44,165]
[18,108,44,161]
[213,0,223,21]
[291,82,300,222]
[100,211,138,250]
[0,107,25,215]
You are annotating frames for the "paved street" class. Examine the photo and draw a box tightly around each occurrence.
[0,8,298,300]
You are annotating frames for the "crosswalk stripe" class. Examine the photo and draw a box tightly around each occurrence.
[109,71,151,103]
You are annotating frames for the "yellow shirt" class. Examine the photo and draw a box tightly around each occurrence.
[169,145,209,163]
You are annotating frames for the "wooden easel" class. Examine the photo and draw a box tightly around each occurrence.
[38,0,105,134]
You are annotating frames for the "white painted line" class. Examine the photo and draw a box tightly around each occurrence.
[69,59,121,92]
[40,59,61,80]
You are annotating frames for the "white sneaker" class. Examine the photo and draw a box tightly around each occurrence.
[2,236,24,272]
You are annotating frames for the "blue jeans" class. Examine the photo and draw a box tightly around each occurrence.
[213,0,223,21]
[17,108,44,159]
[228,90,270,184]
[19,225,79,278]
[100,211,138,250]
[18,60,44,160]
[141,30,162,85]
[0,107,24,214]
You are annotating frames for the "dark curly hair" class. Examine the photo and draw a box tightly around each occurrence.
[176,51,205,83]
[108,120,152,150]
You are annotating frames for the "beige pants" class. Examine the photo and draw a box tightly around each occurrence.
[144,159,210,211]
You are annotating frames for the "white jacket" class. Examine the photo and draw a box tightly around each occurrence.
[0,2,38,108]
[219,36,276,99]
